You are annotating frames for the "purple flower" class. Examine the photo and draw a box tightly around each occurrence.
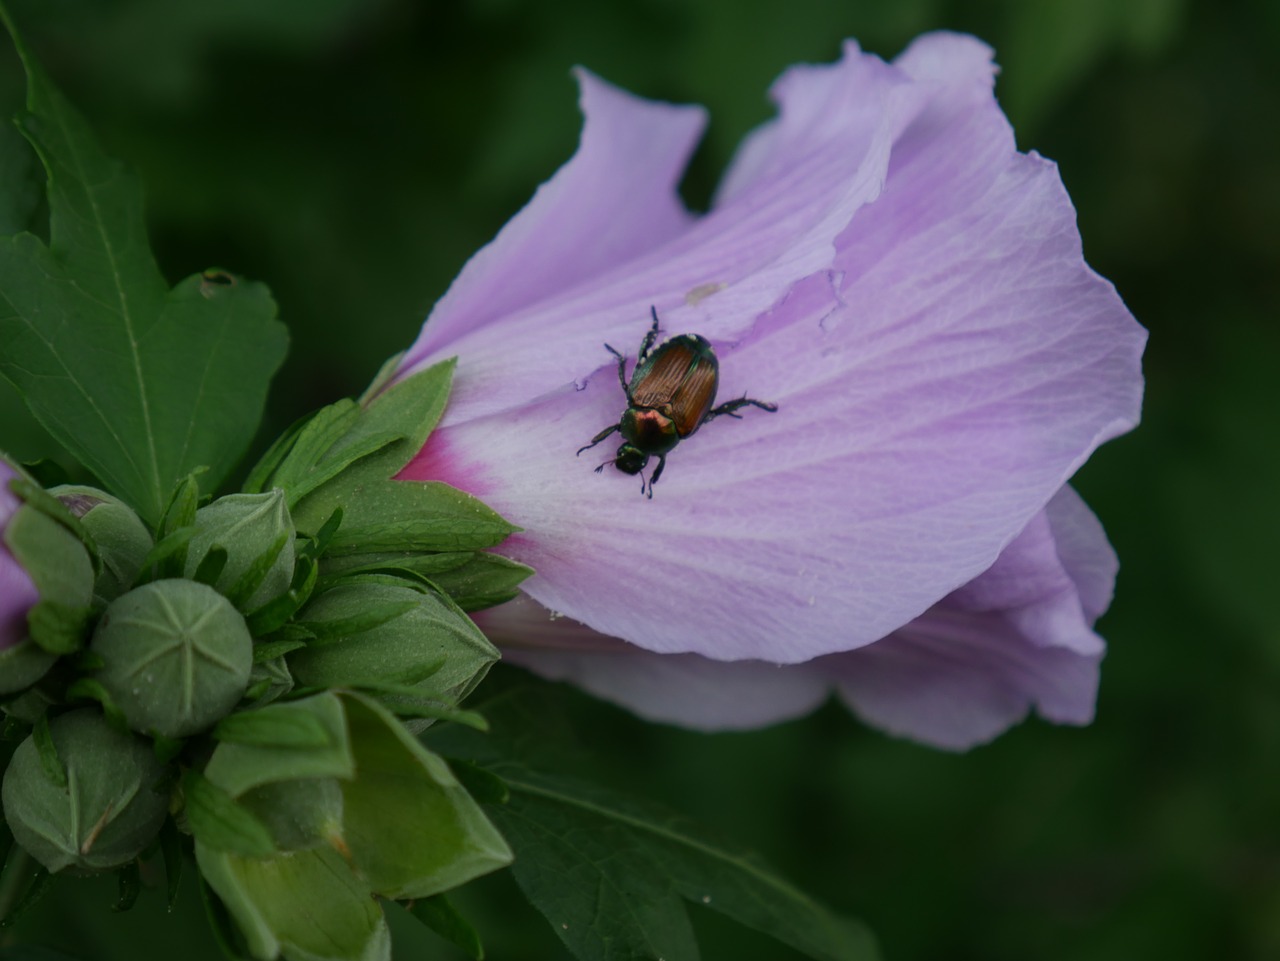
[395,33,1146,748]
[1,462,40,651]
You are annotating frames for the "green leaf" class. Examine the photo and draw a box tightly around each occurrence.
[182,770,277,858]
[432,692,879,961]
[407,894,485,961]
[0,15,288,525]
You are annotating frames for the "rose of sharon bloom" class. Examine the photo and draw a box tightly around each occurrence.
[0,462,40,651]
[396,33,1146,748]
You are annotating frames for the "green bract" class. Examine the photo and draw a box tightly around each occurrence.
[196,692,511,961]
[1,708,169,872]
[52,484,154,606]
[185,490,296,611]
[289,576,498,706]
[90,579,253,737]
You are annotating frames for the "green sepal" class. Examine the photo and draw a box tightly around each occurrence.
[0,846,56,928]
[251,639,307,664]
[335,692,511,900]
[307,480,515,555]
[327,360,453,474]
[347,683,487,730]
[213,705,336,749]
[112,859,141,913]
[196,842,390,961]
[242,407,333,497]
[31,712,64,789]
[265,399,362,498]
[225,529,290,610]
[243,554,318,637]
[422,552,532,612]
[184,491,297,613]
[136,526,197,585]
[182,770,276,859]
[158,474,205,566]
[318,550,531,613]
[202,693,355,797]
[25,600,90,656]
[240,657,294,710]
[63,678,128,731]
[193,546,230,589]
[159,819,184,911]
[407,894,484,961]
[288,580,497,704]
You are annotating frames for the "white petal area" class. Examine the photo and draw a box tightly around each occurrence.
[396,46,931,428]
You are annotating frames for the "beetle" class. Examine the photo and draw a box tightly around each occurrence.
[577,307,778,497]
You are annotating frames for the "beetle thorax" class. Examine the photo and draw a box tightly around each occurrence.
[620,407,680,455]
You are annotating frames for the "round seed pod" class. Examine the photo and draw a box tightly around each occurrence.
[91,579,253,738]
[1,708,170,872]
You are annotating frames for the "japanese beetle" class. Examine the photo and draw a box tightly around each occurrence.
[578,307,777,497]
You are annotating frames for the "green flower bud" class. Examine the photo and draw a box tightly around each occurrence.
[289,578,497,703]
[1,708,169,872]
[185,491,296,611]
[51,485,154,606]
[91,580,253,738]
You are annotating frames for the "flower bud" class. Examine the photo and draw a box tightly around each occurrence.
[1,461,95,696]
[184,490,296,611]
[91,579,253,738]
[51,485,154,606]
[289,578,497,703]
[1,708,169,872]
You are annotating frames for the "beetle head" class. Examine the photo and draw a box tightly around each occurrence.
[613,444,649,475]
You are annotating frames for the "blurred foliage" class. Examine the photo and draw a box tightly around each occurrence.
[2,0,1277,958]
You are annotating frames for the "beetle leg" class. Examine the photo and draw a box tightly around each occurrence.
[639,306,662,360]
[604,343,629,391]
[577,423,620,456]
[645,453,667,498]
[704,396,778,422]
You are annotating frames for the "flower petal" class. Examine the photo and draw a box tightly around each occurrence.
[397,44,930,428]
[479,595,829,730]
[491,486,1112,748]
[0,463,38,650]
[829,486,1112,748]
[401,35,1145,669]
[400,70,706,372]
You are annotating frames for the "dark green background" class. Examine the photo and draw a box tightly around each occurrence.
[2,0,1276,958]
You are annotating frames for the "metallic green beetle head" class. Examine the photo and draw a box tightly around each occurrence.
[613,444,649,475]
